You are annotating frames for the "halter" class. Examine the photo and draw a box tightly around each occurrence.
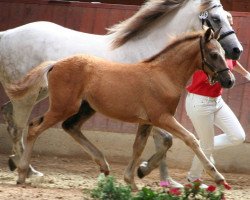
[199,36,229,75]
[199,5,235,41]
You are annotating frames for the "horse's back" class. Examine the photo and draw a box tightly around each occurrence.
[0,21,106,82]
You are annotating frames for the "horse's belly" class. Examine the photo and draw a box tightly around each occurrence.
[87,95,148,124]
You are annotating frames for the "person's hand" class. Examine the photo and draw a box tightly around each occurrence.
[244,72,250,81]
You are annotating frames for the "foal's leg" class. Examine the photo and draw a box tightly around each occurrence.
[156,116,225,184]
[124,124,152,190]
[17,111,63,184]
[1,93,44,176]
[62,101,110,175]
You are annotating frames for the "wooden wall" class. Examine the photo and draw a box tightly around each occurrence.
[58,0,250,12]
[0,0,250,141]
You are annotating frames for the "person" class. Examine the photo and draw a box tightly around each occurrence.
[185,59,250,188]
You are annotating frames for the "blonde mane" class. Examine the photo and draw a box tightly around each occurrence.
[143,31,203,63]
[108,0,219,48]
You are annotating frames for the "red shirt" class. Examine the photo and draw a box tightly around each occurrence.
[186,60,236,97]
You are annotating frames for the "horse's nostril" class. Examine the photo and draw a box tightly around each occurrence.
[233,47,240,54]
[227,79,235,88]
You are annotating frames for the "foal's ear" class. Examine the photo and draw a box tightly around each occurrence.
[214,27,222,40]
[204,28,214,42]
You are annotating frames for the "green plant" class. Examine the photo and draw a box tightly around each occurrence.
[90,175,227,200]
[91,174,132,200]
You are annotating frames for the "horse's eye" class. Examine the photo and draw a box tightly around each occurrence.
[212,17,220,23]
[210,53,218,60]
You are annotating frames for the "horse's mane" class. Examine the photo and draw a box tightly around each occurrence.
[108,0,186,48]
[108,0,219,48]
[143,31,203,63]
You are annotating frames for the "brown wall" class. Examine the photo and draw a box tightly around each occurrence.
[221,0,250,12]
[53,0,250,12]
[0,0,250,141]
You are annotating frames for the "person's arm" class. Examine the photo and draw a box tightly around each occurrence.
[232,61,250,80]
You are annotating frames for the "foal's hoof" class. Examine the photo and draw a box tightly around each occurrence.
[16,179,26,185]
[8,157,17,171]
[100,169,110,176]
[16,180,23,185]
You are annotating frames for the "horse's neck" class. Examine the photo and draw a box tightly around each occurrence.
[106,1,201,63]
[151,38,201,91]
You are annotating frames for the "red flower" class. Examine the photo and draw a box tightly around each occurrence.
[206,185,216,192]
[169,188,182,196]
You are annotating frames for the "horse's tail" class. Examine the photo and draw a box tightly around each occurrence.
[6,61,55,99]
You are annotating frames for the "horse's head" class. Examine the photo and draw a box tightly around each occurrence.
[200,28,235,88]
[199,1,243,60]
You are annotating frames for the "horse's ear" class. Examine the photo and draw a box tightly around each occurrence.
[214,27,222,40]
[204,28,214,42]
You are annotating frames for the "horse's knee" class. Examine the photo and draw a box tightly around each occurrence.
[162,133,173,148]
[153,128,173,149]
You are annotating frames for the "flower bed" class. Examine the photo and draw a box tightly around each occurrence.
[91,174,228,200]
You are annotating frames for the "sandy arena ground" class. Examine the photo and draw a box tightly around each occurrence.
[0,154,250,200]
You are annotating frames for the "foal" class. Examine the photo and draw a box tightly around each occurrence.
[7,28,234,189]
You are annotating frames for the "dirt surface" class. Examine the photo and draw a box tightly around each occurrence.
[0,154,250,200]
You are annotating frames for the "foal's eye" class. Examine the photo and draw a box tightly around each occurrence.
[212,17,221,23]
[210,53,218,60]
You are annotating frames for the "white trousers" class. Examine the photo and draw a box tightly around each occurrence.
[185,92,245,180]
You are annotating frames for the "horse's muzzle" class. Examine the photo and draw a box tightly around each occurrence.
[232,47,243,60]
[218,73,235,88]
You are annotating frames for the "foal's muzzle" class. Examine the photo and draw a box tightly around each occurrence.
[217,71,235,88]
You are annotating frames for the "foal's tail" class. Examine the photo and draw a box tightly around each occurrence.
[6,61,55,99]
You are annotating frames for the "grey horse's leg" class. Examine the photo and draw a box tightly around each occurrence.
[62,101,110,175]
[124,124,152,190]
[137,127,183,188]
[1,88,47,176]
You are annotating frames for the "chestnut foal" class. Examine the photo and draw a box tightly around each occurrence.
[7,28,234,189]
